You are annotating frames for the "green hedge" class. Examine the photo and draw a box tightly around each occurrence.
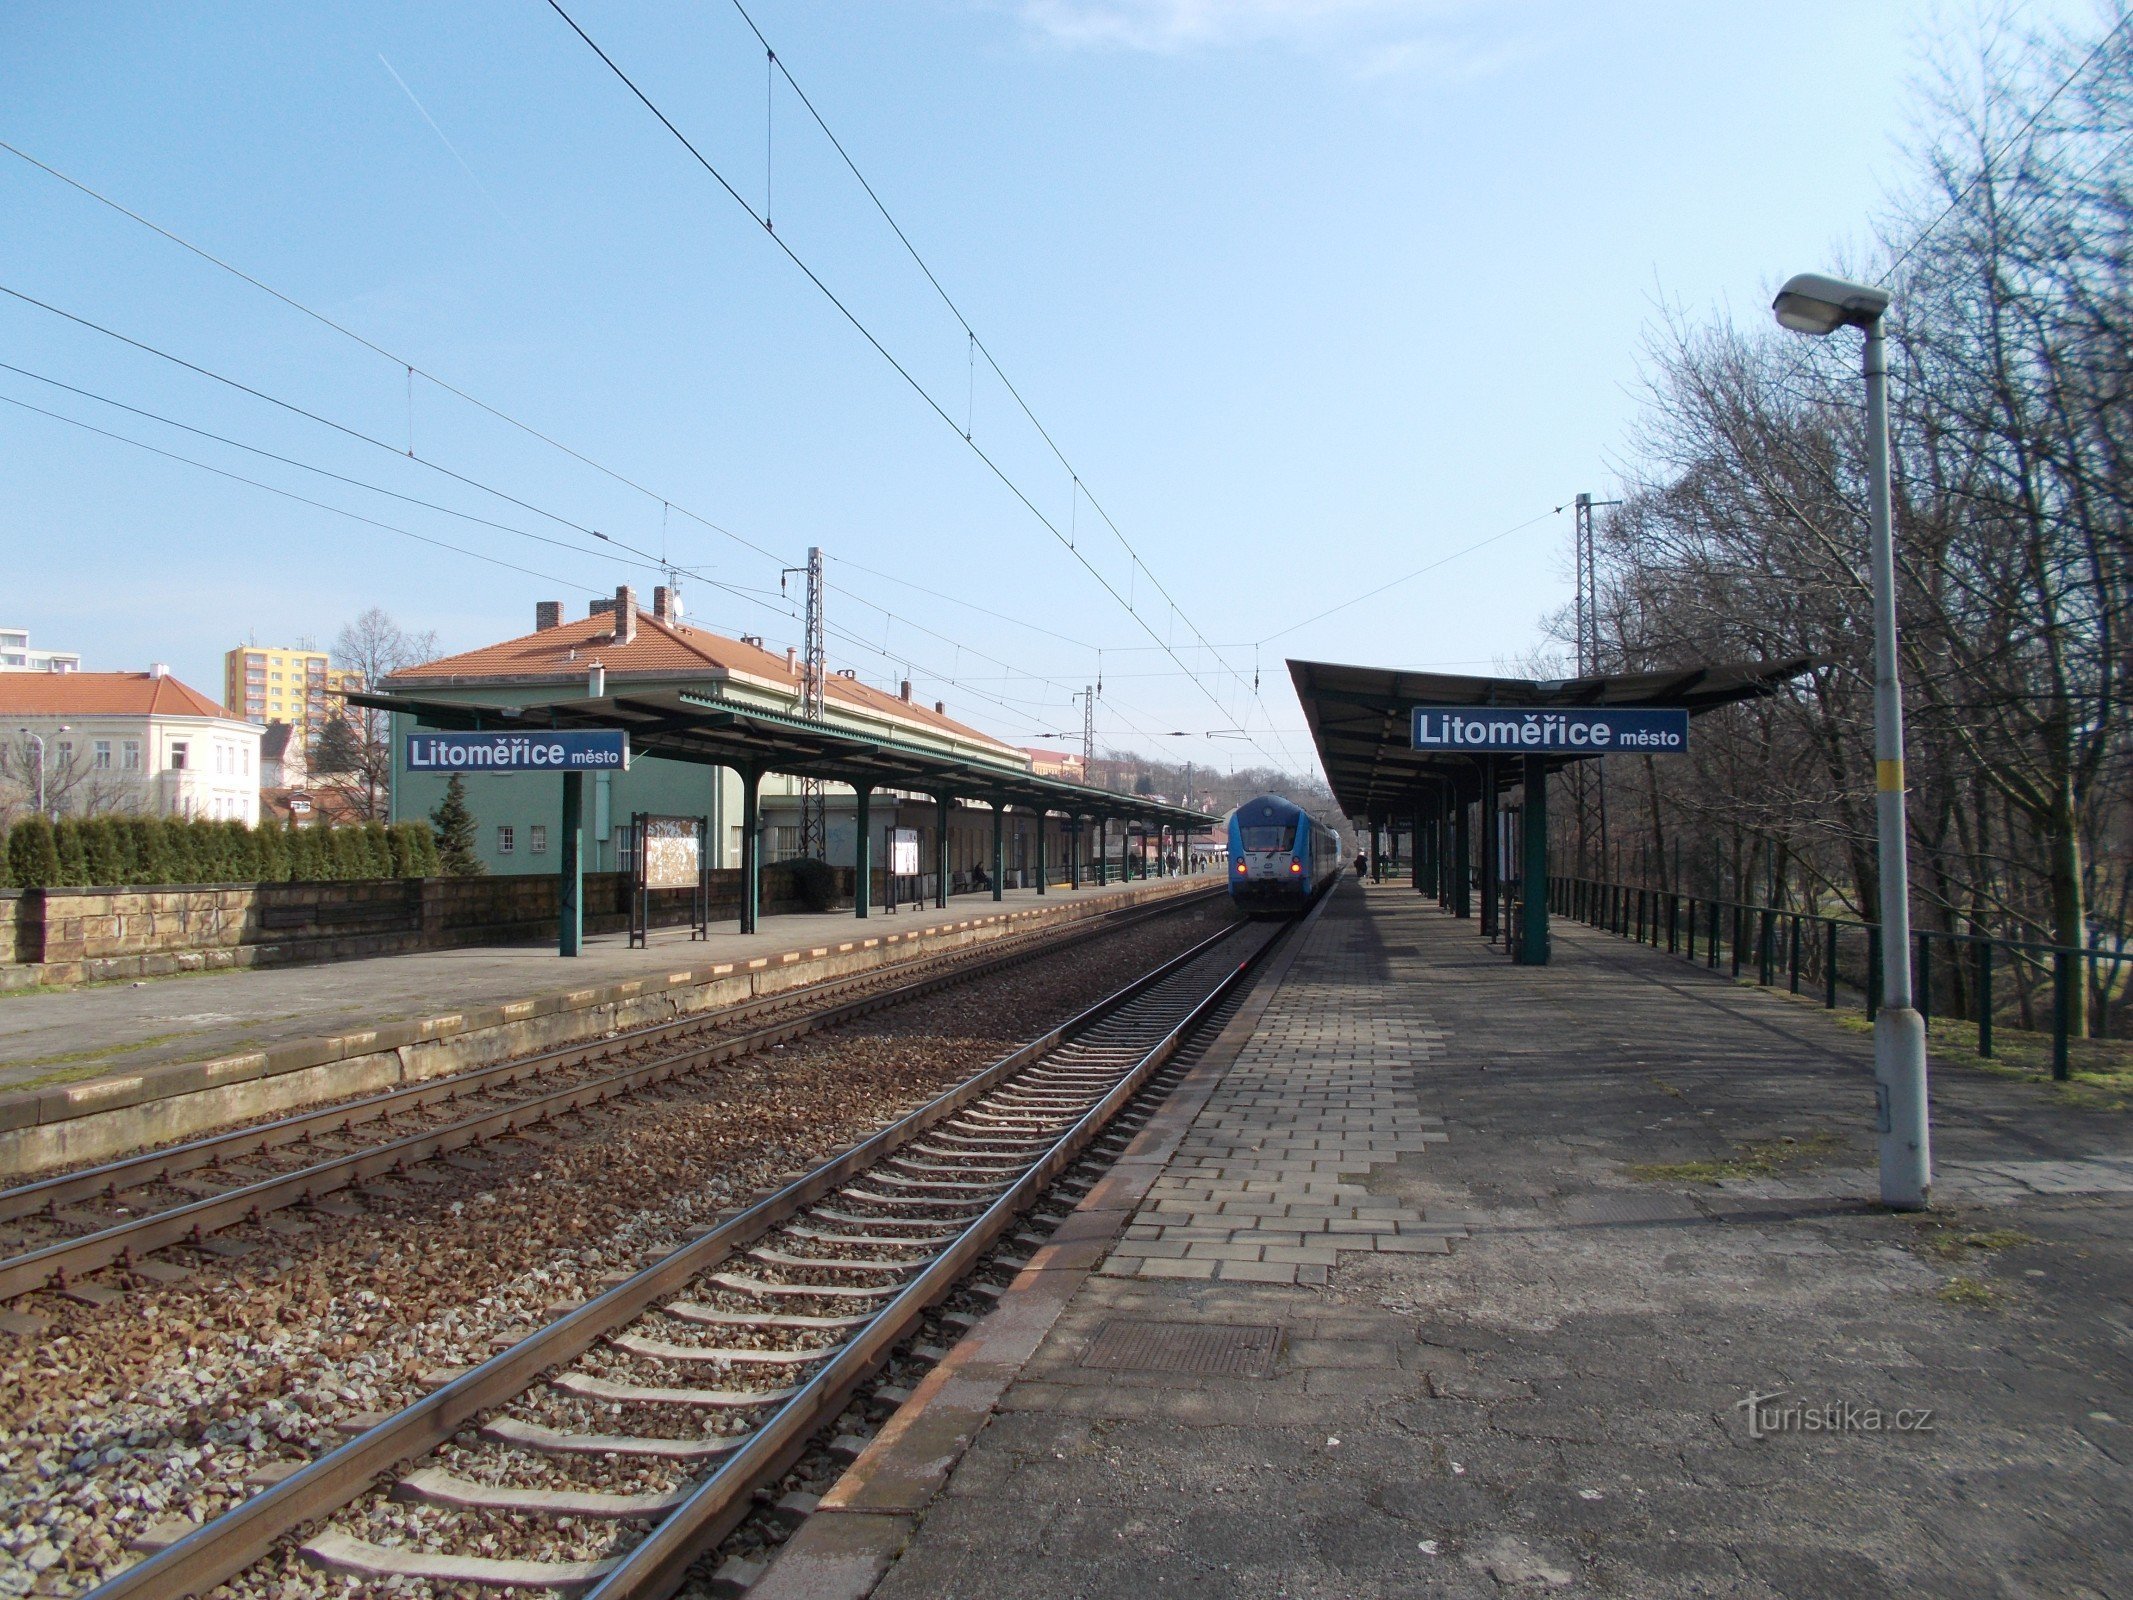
[0,816,442,889]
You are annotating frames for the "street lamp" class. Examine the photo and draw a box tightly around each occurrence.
[15,724,68,821]
[1771,269,1929,1211]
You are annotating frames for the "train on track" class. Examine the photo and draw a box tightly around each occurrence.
[1226,793,1344,915]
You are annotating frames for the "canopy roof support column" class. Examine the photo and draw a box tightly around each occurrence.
[1517,756,1551,965]
[1411,794,1424,894]
[853,784,872,919]
[558,770,584,957]
[1451,784,1472,919]
[1035,811,1048,896]
[1069,817,1081,890]
[1478,758,1499,939]
[934,793,950,908]
[991,803,1005,902]
[739,767,762,935]
[1097,817,1109,886]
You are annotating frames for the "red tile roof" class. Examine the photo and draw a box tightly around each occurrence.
[0,671,237,720]
[386,612,1016,753]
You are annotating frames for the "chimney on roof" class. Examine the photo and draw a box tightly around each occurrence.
[611,586,636,645]
[652,585,680,624]
[899,680,912,702]
[149,662,169,679]
[785,646,798,674]
[934,700,945,715]
[535,600,563,631]
[590,598,616,617]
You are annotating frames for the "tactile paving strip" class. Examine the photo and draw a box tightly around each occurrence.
[1078,1318,1282,1378]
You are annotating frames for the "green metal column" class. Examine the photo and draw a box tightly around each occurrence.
[991,803,1005,902]
[1517,756,1551,964]
[1478,757,1499,939]
[934,793,950,908]
[558,770,584,956]
[1035,811,1048,895]
[1097,817,1108,885]
[853,785,872,919]
[1411,797,1424,893]
[1451,784,1472,918]
[1369,814,1383,883]
[1069,817,1081,889]
[739,767,761,935]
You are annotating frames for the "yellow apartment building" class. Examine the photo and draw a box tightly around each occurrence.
[222,645,363,740]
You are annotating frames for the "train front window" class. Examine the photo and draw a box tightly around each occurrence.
[1240,825,1295,852]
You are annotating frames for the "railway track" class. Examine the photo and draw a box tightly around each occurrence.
[84,914,1281,1600]
[0,887,1221,1304]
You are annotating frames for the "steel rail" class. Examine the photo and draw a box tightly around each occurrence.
[81,916,1264,1600]
[3,886,1216,1225]
[0,888,1219,1300]
[589,926,1279,1598]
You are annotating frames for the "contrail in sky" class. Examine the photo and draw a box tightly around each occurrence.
[378,54,521,237]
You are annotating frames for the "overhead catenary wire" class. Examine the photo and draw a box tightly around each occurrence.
[544,0,1293,771]
[0,134,1226,754]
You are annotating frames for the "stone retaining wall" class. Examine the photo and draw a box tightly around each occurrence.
[0,867,859,989]
[0,876,1214,1176]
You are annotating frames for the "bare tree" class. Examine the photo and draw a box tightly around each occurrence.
[333,608,440,821]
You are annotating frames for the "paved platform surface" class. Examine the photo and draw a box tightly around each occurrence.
[787,876,2132,1599]
[0,878,1199,1092]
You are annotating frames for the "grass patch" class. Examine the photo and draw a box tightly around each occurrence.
[1799,993,2131,1111]
[1914,1225,2032,1262]
[1936,1274,2010,1309]
[1628,1129,1845,1185]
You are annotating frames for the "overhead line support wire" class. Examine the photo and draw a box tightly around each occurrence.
[549,0,1282,767]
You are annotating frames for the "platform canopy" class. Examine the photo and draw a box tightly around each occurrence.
[348,683,1211,832]
[1288,657,1811,818]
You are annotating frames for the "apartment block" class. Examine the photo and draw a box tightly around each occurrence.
[223,645,362,740]
[0,627,82,674]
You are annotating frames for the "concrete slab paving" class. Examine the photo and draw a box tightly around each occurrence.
[778,876,2131,1599]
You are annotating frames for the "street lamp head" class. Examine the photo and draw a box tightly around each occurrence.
[1772,271,1890,335]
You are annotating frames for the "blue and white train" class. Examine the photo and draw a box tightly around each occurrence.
[1226,794,1344,915]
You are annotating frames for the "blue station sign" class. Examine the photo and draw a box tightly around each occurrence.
[1411,706,1688,754]
[405,729,631,773]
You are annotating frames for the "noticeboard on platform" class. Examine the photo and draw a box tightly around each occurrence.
[405,730,630,773]
[889,828,920,877]
[1410,706,1688,755]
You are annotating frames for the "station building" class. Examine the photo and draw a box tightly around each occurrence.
[382,589,1119,888]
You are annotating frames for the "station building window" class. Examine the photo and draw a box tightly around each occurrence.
[529,825,548,855]
[122,740,140,771]
[497,825,515,855]
[93,740,111,769]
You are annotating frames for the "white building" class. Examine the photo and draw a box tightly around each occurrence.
[0,627,82,674]
[0,666,263,823]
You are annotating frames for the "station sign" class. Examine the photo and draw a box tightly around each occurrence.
[405,729,631,773]
[1410,706,1688,754]
[889,827,921,877]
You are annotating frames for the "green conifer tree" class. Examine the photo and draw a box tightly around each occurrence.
[428,776,484,877]
[7,816,61,889]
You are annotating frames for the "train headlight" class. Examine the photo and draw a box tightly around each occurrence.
[1290,861,1302,874]
[1234,860,1246,873]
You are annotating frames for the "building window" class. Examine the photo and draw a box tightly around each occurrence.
[122,740,140,771]
[529,825,548,855]
[94,740,111,769]
[55,741,73,767]
[497,825,515,855]
[169,741,189,771]
[770,825,803,862]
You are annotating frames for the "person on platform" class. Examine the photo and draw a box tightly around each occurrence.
[1354,850,1367,877]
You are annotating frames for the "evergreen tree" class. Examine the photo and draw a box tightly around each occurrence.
[429,776,484,877]
[53,820,90,886]
[258,818,292,882]
[7,816,60,889]
[127,818,167,884]
[360,821,394,878]
[0,823,11,888]
[81,817,129,886]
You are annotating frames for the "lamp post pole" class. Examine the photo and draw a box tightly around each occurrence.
[1774,270,1928,1210]
[26,733,46,819]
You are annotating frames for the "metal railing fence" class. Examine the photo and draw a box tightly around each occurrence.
[1548,875,2131,1082]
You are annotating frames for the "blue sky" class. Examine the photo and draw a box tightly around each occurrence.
[0,1,2081,777]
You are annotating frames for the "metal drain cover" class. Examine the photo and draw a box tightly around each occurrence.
[1079,1319,1282,1378]
[1562,1193,1703,1224]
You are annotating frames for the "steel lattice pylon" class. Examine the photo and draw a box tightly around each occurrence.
[797,547,827,859]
